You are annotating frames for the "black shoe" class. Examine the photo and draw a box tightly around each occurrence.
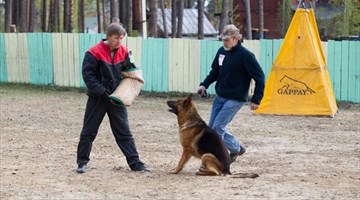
[230,146,246,164]
[131,163,151,173]
[76,164,86,173]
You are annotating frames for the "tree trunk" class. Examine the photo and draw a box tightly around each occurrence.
[245,0,252,39]
[41,0,47,32]
[219,0,229,36]
[63,0,71,32]
[49,0,54,32]
[259,0,264,39]
[20,0,27,32]
[184,0,192,8]
[4,0,12,32]
[12,0,19,28]
[171,0,177,38]
[28,0,37,32]
[55,0,60,32]
[176,0,184,38]
[102,0,106,32]
[96,0,103,33]
[127,0,133,35]
[49,0,60,32]
[149,0,157,37]
[78,0,84,32]
[160,0,168,38]
[119,0,126,26]
[133,0,141,31]
[197,0,204,39]
[110,0,119,23]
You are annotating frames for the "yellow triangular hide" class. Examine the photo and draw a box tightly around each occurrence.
[255,8,337,116]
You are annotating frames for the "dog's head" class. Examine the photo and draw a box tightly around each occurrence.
[166,94,194,116]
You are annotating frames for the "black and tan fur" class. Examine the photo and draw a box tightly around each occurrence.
[167,94,258,178]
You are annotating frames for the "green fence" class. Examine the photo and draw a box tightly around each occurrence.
[0,33,359,102]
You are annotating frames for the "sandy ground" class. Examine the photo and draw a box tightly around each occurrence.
[0,84,359,199]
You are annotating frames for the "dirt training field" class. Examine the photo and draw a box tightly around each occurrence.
[0,84,359,199]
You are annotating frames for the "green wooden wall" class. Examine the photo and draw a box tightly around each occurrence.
[0,33,359,103]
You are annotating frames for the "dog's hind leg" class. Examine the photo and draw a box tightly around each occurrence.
[196,169,217,176]
[197,153,223,176]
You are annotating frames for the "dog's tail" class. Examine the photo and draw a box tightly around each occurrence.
[228,173,259,179]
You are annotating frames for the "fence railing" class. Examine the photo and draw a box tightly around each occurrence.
[0,33,359,102]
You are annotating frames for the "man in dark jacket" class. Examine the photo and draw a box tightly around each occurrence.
[76,22,149,173]
[197,24,265,164]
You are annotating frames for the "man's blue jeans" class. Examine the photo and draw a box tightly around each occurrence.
[209,95,244,154]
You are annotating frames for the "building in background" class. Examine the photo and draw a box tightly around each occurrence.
[157,8,218,38]
[233,0,282,39]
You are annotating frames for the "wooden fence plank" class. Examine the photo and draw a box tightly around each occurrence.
[322,41,328,60]
[159,39,169,92]
[169,38,184,92]
[61,33,70,86]
[52,33,63,86]
[182,39,190,92]
[126,37,142,69]
[28,33,53,85]
[243,40,259,59]
[0,33,7,82]
[340,41,349,101]
[333,41,342,100]
[5,33,30,83]
[272,39,282,61]
[348,41,359,102]
[259,39,274,78]
[141,39,152,91]
[154,38,169,92]
[43,33,54,84]
[188,39,201,93]
[252,40,261,60]
[4,34,16,82]
[141,38,169,92]
[19,34,30,83]
[71,34,81,87]
[62,33,78,87]
[78,34,87,88]
[199,40,222,95]
[327,40,336,90]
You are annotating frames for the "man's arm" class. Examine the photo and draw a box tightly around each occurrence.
[244,53,265,105]
[200,53,220,88]
[82,52,106,97]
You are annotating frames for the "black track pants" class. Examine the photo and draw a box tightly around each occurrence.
[76,96,142,167]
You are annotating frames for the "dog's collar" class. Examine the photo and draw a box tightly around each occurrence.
[179,120,205,132]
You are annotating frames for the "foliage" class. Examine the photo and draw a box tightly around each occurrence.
[317,0,360,40]
[277,0,293,38]
[0,3,4,32]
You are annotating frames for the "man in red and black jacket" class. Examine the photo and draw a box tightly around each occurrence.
[76,22,149,173]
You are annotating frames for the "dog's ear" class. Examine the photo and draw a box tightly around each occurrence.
[187,94,193,100]
[184,94,192,107]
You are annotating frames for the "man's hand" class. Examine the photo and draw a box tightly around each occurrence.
[250,102,259,110]
[197,85,206,97]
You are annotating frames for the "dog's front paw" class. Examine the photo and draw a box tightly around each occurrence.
[169,167,180,174]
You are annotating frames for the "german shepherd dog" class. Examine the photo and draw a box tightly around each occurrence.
[167,94,258,178]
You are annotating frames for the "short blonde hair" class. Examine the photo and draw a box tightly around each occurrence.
[220,24,242,40]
